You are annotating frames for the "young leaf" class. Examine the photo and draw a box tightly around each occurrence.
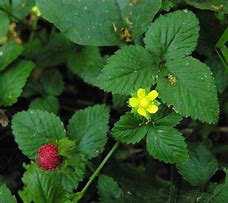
[0,184,17,203]
[67,46,104,86]
[112,113,148,144]
[144,10,199,61]
[98,45,159,95]
[0,41,24,71]
[177,144,218,186]
[146,126,188,163]
[12,110,66,158]
[157,57,219,123]
[67,105,110,159]
[98,175,123,203]
[20,163,69,203]
[0,60,34,106]
[29,96,60,114]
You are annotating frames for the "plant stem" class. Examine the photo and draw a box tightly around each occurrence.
[75,142,119,202]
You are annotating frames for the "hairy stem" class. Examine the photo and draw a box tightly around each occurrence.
[74,142,119,202]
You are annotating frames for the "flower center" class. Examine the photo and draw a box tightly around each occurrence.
[139,98,149,108]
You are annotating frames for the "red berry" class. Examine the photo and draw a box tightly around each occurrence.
[37,144,61,170]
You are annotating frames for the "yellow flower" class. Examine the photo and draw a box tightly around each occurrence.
[129,88,159,119]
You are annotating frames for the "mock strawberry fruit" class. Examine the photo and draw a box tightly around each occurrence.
[37,144,61,170]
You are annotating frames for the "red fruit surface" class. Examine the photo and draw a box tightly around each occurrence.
[37,144,61,170]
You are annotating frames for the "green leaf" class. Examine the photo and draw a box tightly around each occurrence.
[67,46,104,86]
[98,175,123,203]
[20,163,69,203]
[67,105,110,159]
[36,0,161,46]
[157,57,219,123]
[112,113,147,144]
[40,69,64,96]
[0,11,9,44]
[0,184,16,203]
[12,110,66,158]
[36,0,123,46]
[144,10,199,61]
[177,144,218,186]
[98,45,159,95]
[29,96,60,114]
[146,126,188,163]
[0,60,34,106]
[0,42,24,71]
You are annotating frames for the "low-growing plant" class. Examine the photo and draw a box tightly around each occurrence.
[0,0,228,202]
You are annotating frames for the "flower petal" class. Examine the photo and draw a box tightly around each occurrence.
[137,107,147,117]
[147,90,158,101]
[129,97,139,107]
[147,104,158,114]
[137,88,146,98]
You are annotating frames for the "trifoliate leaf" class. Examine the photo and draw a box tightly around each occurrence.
[98,175,124,203]
[0,11,9,44]
[40,69,64,96]
[67,105,110,159]
[36,0,161,46]
[98,45,159,95]
[0,184,16,203]
[144,10,199,61]
[12,110,66,158]
[112,112,188,164]
[20,163,69,203]
[112,113,147,144]
[157,57,219,123]
[67,46,104,86]
[146,126,188,163]
[29,96,60,114]
[0,60,34,106]
[0,41,24,71]
[177,144,218,186]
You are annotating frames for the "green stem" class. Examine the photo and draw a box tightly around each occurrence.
[74,142,119,202]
